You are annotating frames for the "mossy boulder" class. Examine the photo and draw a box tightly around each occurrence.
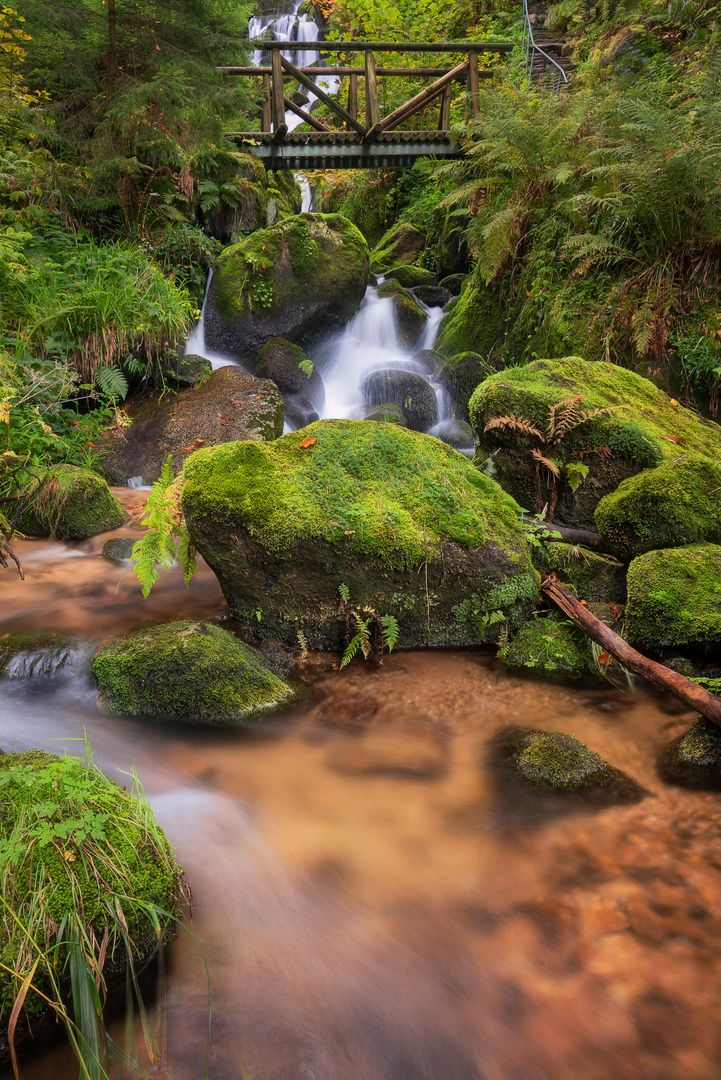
[204,213,369,360]
[660,717,721,789]
[625,544,721,653]
[161,353,212,389]
[198,148,301,243]
[100,367,284,483]
[469,356,721,530]
[435,274,507,358]
[429,419,475,452]
[181,420,539,650]
[0,750,181,1039]
[513,730,636,792]
[410,285,452,308]
[384,264,437,289]
[376,277,428,348]
[361,369,437,431]
[595,455,721,562]
[363,402,407,425]
[435,351,491,421]
[18,466,125,540]
[251,337,324,406]
[92,621,298,722]
[0,632,87,679]
[500,613,595,682]
[370,222,425,273]
[531,541,626,603]
[439,273,467,296]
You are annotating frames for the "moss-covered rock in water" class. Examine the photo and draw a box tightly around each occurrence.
[513,730,633,792]
[376,277,428,348]
[370,222,425,273]
[0,750,181,1037]
[162,353,212,389]
[100,367,284,484]
[92,621,298,722]
[435,274,507,358]
[500,613,595,681]
[531,542,626,603]
[384,264,437,289]
[595,455,721,562]
[181,420,538,650]
[469,356,721,530]
[625,544,721,653]
[435,351,491,422]
[102,537,135,561]
[361,369,437,431]
[0,632,87,679]
[18,466,124,540]
[660,717,721,789]
[363,402,407,425]
[251,337,324,406]
[204,213,369,360]
[439,273,467,296]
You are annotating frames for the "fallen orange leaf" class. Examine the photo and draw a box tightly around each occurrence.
[663,434,686,444]
[299,437,317,448]
[598,651,613,666]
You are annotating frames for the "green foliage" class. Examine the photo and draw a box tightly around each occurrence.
[131,456,197,598]
[338,583,399,667]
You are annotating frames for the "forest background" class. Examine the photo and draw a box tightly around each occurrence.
[1,0,720,489]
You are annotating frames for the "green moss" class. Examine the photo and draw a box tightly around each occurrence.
[91,620,298,722]
[500,613,595,681]
[595,455,721,561]
[370,221,424,273]
[376,277,428,348]
[436,351,491,421]
[532,542,626,602]
[661,717,721,789]
[435,277,506,358]
[384,264,437,288]
[625,544,721,652]
[182,420,526,570]
[0,750,180,1023]
[514,730,620,790]
[364,403,407,425]
[285,217,320,279]
[17,465,125,540]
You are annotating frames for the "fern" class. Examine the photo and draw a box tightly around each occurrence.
[95,364,129,401]
[484,414,543,439]
[380,614,399,653]
[131,456,197,597]
[338,582,350,605]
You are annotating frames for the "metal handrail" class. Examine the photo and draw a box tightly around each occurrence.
[521,0,568,92]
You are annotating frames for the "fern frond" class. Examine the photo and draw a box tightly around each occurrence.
[531,448,561,477]
[340,632,362,668]
[380,614,399,653]
[338,582,350,605]
[545,395,584,443]
[95,364,129,401]
[484,414,543,439]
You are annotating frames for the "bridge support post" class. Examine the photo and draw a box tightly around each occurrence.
[262,73,271,132]
[271,49,285,132]
[364,50,380,130]
[438,83,451,130]
[348,72,358,121]
[468,50,480,116]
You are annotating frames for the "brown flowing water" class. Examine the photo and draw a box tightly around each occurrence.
[2,489,721,1080]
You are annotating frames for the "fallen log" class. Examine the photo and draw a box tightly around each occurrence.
[541,575,721,729]
[522,517,612,554]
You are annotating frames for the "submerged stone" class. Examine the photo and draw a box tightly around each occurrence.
[625,544,721,653]
[361,368,437,431]
[91,620,300,723]
[660,717,721,789]
[514,730,635,792]
[102,537,136,561]
[181,420,539,650]
[376,277,428,348]
[18,465,125,540]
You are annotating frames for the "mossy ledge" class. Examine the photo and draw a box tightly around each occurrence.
[500,614,597,683]
[0,749,181,1042]
[625,544,721,654]
[91,620,300,723]
[181,419,539,649]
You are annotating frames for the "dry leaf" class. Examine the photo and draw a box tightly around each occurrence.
[299,437,317,448]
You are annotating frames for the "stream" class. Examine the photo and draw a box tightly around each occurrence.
[3,489,721,1080]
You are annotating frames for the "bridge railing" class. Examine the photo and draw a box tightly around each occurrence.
[219,40,513,143]
[521,0,568,92]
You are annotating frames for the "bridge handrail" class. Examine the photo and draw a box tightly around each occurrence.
[521,0,568,91]
[244,40,513,53]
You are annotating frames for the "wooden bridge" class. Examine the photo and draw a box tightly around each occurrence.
[219,40,513,170]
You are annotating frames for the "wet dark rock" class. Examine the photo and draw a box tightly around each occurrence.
[326,725,447,778]
[363,402,407,425]
[375,277,428,348]
[161,353,211,389]
[660,717,721,790]
[384,264,438,289]
[251,337,324,407]
[436,350,491,422]
[439,273,467,296]
[0,632,89,679]
[316,690,379,730]
[284,391,319,430]
[409,285,452,307]
[411,348,443,373]
[428,419,475,452]
[100,366,284,483]
[370,221,425,273]
[361,369,437,431]
[102,537,136,562]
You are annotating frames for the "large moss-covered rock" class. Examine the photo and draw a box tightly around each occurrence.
[384,264,437,289]
[625,544,721,653]
[18,465,125,540]
[251,337,324,406]
[595,455,721,562]
[660,717,721,789]
[370,222,425,273]
[181,420,539,649]
[92,621,299,722]
[376,277,428,348]
[531,541,626,603]
[204,213,369,360]
[0,750,180,1040]
[100,367,284,483]
[513,730,637,792]
[500,613,595,681]
[435,274,507,358]
[361,369,437,431]
[469,356,721,529]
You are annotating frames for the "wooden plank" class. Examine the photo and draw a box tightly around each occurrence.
[272,123,288,144]
[219,65,495,77]
[261,73,271,132]
[383,81,447,132]
[283,96,331,132]
[348,72,358,121]
[438,83,451,131]
[378,58,468,132]
[364,50,380,129]
[271,49,284,131]
[279,53,367,136]
[248,40,513,53]
[468,49,479,115]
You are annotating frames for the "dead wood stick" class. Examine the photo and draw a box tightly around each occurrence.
[523,517,612,554]
[0,540,24,579]
[541,576,721,728]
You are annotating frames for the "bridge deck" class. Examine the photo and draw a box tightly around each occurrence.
[229,130,462,170]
